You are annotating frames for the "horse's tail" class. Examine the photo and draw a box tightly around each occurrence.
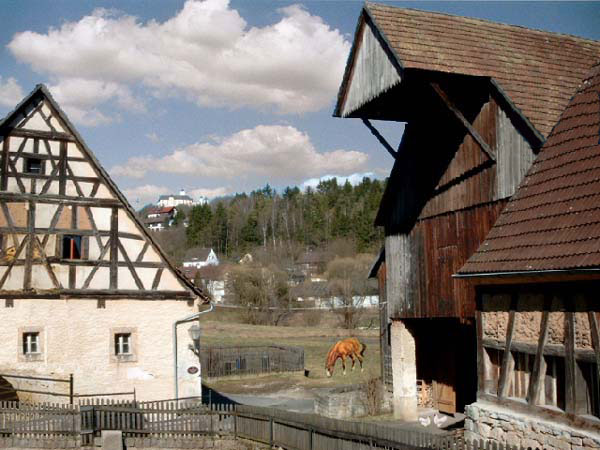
[360,341,367,357]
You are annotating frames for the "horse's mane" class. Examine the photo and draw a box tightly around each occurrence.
[326,344,339,368]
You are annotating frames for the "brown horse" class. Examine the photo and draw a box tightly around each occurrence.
[325,337,366,377]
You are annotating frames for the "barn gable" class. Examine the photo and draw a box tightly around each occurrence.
[0,85,202,300]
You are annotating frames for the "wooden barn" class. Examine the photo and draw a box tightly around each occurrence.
[0,85,209,401]
[456,62,600,447]
[335,3,600,419]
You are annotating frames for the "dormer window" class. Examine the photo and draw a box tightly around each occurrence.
[25,157,43,174]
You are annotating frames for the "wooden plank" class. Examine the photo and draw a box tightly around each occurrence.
[565,310,576,414]
[498,294,517,398]
[430,82,495,162]
[527,296,551,404]
[0,191,120,206]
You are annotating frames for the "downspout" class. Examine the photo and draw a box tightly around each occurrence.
[173,302,214,399]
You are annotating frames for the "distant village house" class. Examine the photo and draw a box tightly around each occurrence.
[182,247,219,269]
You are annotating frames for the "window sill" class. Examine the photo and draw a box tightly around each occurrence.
[112,354,137,363]
[21,353,43,362]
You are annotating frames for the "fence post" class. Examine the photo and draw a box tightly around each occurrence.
[309,428,313,450]
[69,374,74,404]
[269,416,273,448]
[233,410,237,440]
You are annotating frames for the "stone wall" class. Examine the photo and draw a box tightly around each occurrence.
[314,384,392,419]
[465,402,600,450]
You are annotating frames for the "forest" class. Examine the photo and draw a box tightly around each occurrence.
[150,176,386,265]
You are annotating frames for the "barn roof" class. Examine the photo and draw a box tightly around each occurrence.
[335,3,600,138]
[457,61,600,277]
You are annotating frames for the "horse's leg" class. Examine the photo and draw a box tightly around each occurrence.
[349,353,356,371]
[341,355,347,375]
[356,350,364,372]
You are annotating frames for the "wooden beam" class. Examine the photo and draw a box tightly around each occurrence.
[0,259,164,269]
[8,128,76,142]
[0,192,120,207]
[59,141,67,196]
[117,240,144,290]
[482,338,596,363]
[565,311,576,414]
[430,82,496,162]
[498,294,517,398]
[527,295,551,404]
[23,201,35,290]
[1,134,9,191]
[361,119,398,159]
[80,239,112,290]
[110,207,118,290]
[588,310,600,417]
[476,307,485,395]
[0,290,194,300]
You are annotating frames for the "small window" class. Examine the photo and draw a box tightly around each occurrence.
[114,333,132,356]
[5,299,13,308]
[62,235,82,259]
[25,157,43,174]
[23,332,39,355]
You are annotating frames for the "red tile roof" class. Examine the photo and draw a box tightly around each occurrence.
[364,3,600,137]
[458,61,600,275]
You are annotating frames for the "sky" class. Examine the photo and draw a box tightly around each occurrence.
[1,1,599,208]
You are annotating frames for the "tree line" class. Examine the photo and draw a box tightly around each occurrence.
[176,177,385,262]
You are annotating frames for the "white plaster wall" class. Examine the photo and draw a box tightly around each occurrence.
[0,298,203,402]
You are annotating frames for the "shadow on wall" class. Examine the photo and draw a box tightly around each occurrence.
[201,384,238,407]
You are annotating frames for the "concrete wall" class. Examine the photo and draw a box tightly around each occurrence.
[0,298,202,401]
[465,402,600,450]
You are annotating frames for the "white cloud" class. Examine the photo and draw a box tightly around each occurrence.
[301,172,376,190]
[145,132,160,143]
[190,187,229,199]
[122,183,170,205]
[0,77,25,107]
[110,124,368,184]
[8,0,350,119]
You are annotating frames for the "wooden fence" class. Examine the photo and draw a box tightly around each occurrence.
[0,400,536,449]
[201,345,304,378]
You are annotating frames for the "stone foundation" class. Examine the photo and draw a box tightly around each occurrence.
[465,401,600,450]
[314,384,392,419]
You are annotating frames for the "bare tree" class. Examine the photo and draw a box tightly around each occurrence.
[326,254,376,329]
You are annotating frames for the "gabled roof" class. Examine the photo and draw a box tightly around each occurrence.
[458,61,600,277]
[0,84,207,301]
[184,247,213,261]
[335,3,600,138]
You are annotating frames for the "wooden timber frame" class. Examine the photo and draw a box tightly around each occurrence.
[0,84,205,301]
[475,282,600,432]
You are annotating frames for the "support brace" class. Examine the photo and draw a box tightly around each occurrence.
[430,82,496,162]
[362,119,398,159]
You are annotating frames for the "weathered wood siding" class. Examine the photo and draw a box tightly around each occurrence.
[496,106,536,198]
[340,18,401,118]
[386,200,508,319]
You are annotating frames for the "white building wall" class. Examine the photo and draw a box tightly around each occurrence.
[0,298,202,402]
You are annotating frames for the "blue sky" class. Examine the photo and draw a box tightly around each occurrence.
[1,1,599,207]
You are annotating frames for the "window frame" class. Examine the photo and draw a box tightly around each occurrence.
[24,157,44,175]
[60,235,87,260]
[18,327,43,362]
[109,327,137,363]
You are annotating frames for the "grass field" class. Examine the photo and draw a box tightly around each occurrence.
[198,309,381,395]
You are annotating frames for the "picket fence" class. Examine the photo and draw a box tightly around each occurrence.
[0,400,535,450]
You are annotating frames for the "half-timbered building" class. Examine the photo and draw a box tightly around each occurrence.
[0,85,208,401]
[335,3,600,419]
[456,62,600,449]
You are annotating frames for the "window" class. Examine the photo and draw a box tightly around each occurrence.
[508,351,534,399]
[62,235,82,259]
[114,333,131,356]
[110,328,137,363]
[25,157,43,174]
[23,332,39,355]
[540,355,565,410]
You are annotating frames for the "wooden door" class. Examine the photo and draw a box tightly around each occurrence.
[433,341,457,414]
